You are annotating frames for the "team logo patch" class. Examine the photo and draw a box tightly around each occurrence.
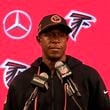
[0,59,30,88]
[65,10,96,41]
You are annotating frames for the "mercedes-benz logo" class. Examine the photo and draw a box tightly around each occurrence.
[3,10,32,40]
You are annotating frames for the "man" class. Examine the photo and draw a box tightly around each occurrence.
[4,14,110,110]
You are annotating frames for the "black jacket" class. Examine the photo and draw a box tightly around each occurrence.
[4,55,110,110]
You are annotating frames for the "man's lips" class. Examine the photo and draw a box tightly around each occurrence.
[48,46,61,49]
[48,47,62,51]
[49,48,60,50]
[48,47,61,49]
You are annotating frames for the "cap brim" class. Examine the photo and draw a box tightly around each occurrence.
[38,24,72,35]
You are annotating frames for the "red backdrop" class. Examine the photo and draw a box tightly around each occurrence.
[0,0,110,109]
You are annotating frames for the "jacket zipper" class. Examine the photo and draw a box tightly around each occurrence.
[51,74,54,110]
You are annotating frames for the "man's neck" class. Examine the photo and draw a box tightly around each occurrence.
[42,55,66,74]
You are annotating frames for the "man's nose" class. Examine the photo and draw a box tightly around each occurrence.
[49,36,60,43]
[51,38,60,43]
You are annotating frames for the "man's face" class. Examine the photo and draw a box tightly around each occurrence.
[38,28,68,61]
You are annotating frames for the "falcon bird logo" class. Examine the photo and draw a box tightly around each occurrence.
[0,59,30,88]
[65,10,96,41]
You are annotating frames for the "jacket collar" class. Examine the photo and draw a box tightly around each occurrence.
[31,55,82,69]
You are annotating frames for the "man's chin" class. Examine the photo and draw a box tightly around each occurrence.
[47,55,61,61]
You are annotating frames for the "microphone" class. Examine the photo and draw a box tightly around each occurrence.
[31,72,49,90]
[55,61,81,97]
[23,72,49,110]
[55,61,84,110]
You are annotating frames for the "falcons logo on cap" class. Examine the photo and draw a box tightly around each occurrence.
[65,10,96,41]
[0,59,30,88]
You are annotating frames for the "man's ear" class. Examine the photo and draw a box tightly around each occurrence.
[36,36,40,42]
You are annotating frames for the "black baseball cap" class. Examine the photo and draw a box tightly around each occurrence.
[37,14,72,35]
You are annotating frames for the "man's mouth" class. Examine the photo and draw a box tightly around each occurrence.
[48,47,61,49]
[49,48,60,50]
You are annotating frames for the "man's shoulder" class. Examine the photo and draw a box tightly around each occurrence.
[67,55,100,77]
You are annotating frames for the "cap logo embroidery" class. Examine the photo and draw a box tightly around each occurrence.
[51,15,62,23]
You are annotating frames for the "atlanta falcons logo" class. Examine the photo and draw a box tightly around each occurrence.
[0,59,30,88]
[65,10,96,41]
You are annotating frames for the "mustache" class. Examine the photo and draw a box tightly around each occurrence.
[48,45,62,49]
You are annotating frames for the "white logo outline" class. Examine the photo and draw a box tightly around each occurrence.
[65,10,96,41]
[0,59,30,88]
[3,10,32,40]
[103,90,108,94]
